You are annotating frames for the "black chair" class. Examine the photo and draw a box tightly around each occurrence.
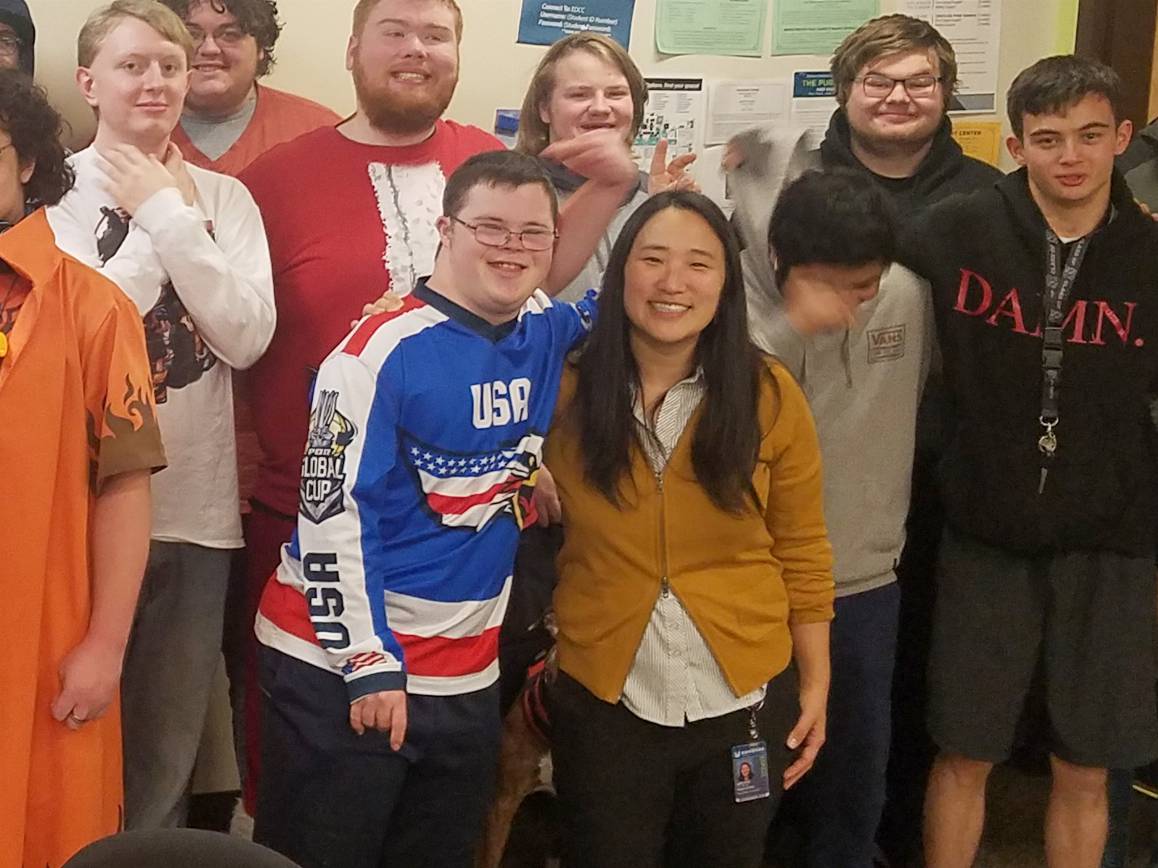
[64,829,300,867]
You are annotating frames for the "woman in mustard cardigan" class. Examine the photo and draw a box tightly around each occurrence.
[545,190,835,868]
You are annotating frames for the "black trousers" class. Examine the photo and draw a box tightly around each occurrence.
[253,648,501,868]
[550,668,800,868]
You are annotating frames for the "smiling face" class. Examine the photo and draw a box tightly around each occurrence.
[435,181,556,324]
[539,49,634,145]
[78,16,189,150]
[622,206,726,357]
[347,0,459,136]
[182,0,261,116]
[1008,93,1130,214]
[844,48,945,153]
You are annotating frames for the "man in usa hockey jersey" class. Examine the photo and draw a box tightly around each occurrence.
[252,150,602,868]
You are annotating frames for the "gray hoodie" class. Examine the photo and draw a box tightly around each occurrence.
[730,126,932,597]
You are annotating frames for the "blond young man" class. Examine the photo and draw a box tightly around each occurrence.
[47,0,275,830]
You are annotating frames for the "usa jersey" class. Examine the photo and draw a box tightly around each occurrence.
[256,279,595,699]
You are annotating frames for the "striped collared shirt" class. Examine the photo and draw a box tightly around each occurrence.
[621,369,767,726]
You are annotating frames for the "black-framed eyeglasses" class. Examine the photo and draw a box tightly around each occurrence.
[0,32,22,57]
[856,73,942,99]
[450,216,557,251]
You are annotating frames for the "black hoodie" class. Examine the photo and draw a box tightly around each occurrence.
[904,169,1158,557]
[819,110,1002,220]
[0,0,33,77]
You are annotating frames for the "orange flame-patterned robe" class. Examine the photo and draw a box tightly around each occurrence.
[0,210,165,868]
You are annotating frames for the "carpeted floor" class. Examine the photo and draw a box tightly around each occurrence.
[210,763,1158,866]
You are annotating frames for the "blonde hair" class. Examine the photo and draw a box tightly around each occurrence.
[830,14,957,109]
[517,31,646,155]
[351,0,463,41]
[78,0,195,67]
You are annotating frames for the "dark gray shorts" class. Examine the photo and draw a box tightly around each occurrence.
[928,528,1158,769]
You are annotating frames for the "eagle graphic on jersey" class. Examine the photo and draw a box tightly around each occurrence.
[406,433,543,532]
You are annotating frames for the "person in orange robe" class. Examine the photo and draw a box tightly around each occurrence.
[0,70,165,868]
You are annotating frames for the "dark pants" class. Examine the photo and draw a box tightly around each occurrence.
[232,504,295,814]
[550,668,799,868]
[254,648,502,868]
[122,541,231,829]
[1103,769,1135,868]
[789,583,900,868]
[879,449,943,865]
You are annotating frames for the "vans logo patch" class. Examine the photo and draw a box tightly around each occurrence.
[867,325,906,363]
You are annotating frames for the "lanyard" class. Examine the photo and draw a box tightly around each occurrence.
[1037,229,1090,492]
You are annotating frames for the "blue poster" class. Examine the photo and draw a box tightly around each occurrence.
[793,71,836,99]
[517,0,636,49]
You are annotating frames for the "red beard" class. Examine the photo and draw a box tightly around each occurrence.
[352,59,458,136]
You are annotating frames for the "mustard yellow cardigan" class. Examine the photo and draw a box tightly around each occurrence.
[545,357,835,703]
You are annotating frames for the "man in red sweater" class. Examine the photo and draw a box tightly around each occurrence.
[237,0,634,812]
[161,0,339,177]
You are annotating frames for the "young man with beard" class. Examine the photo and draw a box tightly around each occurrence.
[907,55,1158,868]
[252,150,597,868]
[727,14,1000,867]
[46,0,275,831]
[160,0,340,177]
[237,0,637,812]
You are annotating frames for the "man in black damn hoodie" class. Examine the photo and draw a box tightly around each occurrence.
[907,56,1158,868]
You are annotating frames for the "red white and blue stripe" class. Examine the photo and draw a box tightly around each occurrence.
[256,280,595,699]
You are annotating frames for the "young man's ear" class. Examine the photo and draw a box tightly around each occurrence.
[18,157,36,186]
[436,214,453,246]
[1114,119,1134,156]
[76,67,99,110]
[345,35,358,72]
[1006,134,1027,167]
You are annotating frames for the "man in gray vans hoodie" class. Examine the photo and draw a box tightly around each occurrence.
[735,160,930,868]
[727,15,1001,868]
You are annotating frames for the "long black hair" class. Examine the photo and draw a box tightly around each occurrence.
[572,190,766,513]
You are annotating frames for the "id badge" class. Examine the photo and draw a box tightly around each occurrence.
[731,740,771,803]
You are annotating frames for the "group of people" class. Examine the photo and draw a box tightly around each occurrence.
[3,1,1158,868]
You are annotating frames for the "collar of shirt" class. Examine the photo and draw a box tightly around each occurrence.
[631,367,706,473]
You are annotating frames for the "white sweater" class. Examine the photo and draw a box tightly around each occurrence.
[48,146,275,548]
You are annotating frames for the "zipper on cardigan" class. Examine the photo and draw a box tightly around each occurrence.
[657,472,670,599]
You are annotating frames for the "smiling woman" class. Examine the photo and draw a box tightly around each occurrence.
[544,191,835,867]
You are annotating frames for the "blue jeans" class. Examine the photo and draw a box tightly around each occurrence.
[790,582,901,868]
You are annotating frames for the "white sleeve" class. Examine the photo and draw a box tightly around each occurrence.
[45,198,168,316]
[132,181,276,370]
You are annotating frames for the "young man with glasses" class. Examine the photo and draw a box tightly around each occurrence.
[159,0,339,177]
[0,0,33,76]
[235,0,636,814]
[46,0,275,831]
[253,150,595,868]
[727,14,1001,868]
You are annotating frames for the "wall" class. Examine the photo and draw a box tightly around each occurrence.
[34,0,1078,166]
